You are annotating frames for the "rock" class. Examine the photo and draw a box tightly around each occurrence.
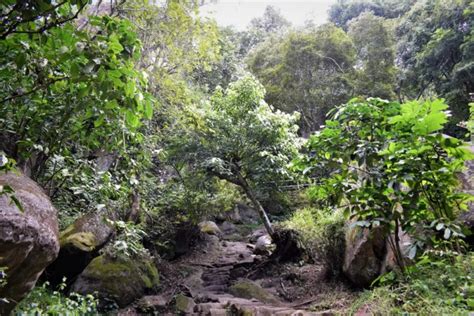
[199,221,221,236]
[229,280,279,304]
[71,254,159,308]
[236,203,260,224]
[0,172,60,314]
[173,223,200,258]
[42,209,116,288]
[175,294,196,314]
[137,295,168,313]
[253,235,272,255]
[248,228,267,243]
[343,225,385,287]
[220,221,237,235]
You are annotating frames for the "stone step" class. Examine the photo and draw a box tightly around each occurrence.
[203,284,229,292]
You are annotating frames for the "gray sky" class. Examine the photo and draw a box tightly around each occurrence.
[200,0,337,30]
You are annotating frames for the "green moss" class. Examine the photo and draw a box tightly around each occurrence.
[79,254,159,306]
[229,280,278,304]
[175,294,195,313]
[60,232,96,251]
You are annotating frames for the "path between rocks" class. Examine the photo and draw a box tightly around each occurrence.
[174,229,324,315]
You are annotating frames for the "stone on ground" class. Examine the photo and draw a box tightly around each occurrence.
[42,209,116,287]
[254,234,273,255]
[175,293,196,313]
[229,280,279,304]
[71,254,159,307]
[199,221,222,236]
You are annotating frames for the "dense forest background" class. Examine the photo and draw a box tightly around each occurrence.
[0,0,473,315]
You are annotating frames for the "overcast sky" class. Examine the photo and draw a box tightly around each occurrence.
[200,0,337,30]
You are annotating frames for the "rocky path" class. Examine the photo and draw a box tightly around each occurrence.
[176,230,324,316]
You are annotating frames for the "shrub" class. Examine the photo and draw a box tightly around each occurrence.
[350,251,474,314]
[284,207,346,277]
[15,280,98,315]
[294,97,473,270]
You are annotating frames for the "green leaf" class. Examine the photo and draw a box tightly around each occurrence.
[143,100,153,120]
[125,110,140,128]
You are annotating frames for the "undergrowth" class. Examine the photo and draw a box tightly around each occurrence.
[14,280,97,316]
[283,207,346,277]
[350,251,474,315]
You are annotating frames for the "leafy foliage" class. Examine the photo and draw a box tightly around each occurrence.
[351,251,474,314]
[247,24,356,133]
[396,0,473,133]
[164,76,300,235]
[295,98,473,268]
[283,207,346,277]
[348,12,397,100]
[15,280,97,315]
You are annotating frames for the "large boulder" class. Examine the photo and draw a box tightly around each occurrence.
[343,225,386,287]
[0,172,60,314]
[42,209,116,288]
[71,254,159,308]
[343,224,411,287]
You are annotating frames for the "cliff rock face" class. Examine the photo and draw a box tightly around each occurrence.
[0,172,60,314]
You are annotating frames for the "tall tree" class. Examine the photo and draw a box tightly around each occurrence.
[348,11,397,100]
[237,5,291,58]
[396,0,473,135]
[247,24,356,134]
[329,0,415,30]
[164,76,300,237]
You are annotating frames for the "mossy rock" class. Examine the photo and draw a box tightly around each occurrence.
[71,254,159,307]
[175,294,196,313]
[229,280,278,304]
[198,221,221,235]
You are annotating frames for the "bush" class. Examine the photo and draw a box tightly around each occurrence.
[295,98,473,270]
[15,280,98,315]
[284,207,346,277]
[350,251,474,314]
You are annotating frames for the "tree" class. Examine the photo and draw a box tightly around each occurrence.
[0,4,154,180]
[396,0,473,135]
[348,11,397,99]
[295,97,472,270]
[247,24,356,134]
[329,0,415,30]
[236,5,291,58]
[164,76,300,237]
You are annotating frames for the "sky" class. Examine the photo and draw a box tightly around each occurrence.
[200,0,337,30]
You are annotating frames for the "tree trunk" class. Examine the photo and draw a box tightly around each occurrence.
[237,172,275,237]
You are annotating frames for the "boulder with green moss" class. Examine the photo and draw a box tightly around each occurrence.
[42,209,116,288]
[198,221,221,235]
[229,280,278,304]
[70,254,159,307]
[175,294,196,314]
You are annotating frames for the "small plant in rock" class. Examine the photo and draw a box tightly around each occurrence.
[295,97,473,271]
[104,220,150,259]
